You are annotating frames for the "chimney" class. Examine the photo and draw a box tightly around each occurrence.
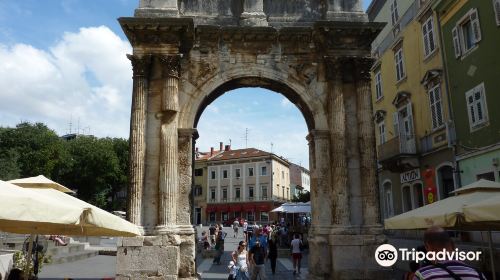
[210,147,214,156]
[219,142,223,151]
[225,145,231,151]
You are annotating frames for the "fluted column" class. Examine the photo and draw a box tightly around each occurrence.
[327,58,350,229]
[126,54,151,227]
[241,0,267,26]
[355,57,381,228]
[157,55,181,230]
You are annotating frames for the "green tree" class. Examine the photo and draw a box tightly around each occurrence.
[292,190,310,203]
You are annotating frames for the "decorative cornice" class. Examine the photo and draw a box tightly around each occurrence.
[354,56,374,81]
[313,21,384,52]
[127,54,152,78]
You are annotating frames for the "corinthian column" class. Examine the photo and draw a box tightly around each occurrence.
[157,55,181,231]
[355,57,381,229]
[326,58,350,229]
[126,54,151,227]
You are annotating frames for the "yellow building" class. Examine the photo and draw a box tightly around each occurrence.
[368,0,456,219]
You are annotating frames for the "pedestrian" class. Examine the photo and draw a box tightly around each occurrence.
[246,222,254,242]
[243,220,249,242]
[249,239,267,280]
[213,231,225,265]
[290,233,303,275]
[233,220,240,238]
[249,228,267,251]
[228,261,237,280]
[268,234,278,275]
[413,226,486,280]
[209,224,217,245]
[232,241,250,280]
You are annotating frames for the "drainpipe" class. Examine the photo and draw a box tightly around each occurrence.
[436,11,461,188]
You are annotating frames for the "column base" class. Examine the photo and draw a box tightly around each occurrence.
[329,230,391,280]
[117,228,196,279]
[240,12,268,27]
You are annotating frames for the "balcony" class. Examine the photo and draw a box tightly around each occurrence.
[378,135,419,172]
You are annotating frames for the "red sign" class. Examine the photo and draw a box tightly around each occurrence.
[423,168,437,204]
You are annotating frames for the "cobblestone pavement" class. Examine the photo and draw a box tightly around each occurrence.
[196,226,309,280]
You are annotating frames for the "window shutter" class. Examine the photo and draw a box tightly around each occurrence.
[470,8,482,43]
[451,27,461,58]
[406,103,414,135]
[428,19,435,51]
[466,91,476,128]
[393,112,399,136]
[494,0,500,26]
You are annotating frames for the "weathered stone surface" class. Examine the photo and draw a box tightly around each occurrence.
[119,2,386,278]
[117,245,179,278]
[122,236,145,247]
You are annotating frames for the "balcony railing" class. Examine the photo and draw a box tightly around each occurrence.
[378,134,416,161]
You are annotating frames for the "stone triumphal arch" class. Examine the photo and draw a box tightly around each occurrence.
[118,1,386,279]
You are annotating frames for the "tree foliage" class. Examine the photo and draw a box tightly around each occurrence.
[291,190,310,203]
[0,122,128,210]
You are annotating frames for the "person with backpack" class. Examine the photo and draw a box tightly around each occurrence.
[413,226,486,280]
[290,234,303,275]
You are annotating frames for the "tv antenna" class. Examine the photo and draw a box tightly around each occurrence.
[242,128,249,148]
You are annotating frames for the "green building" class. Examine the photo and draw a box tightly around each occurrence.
[434,0,500,185]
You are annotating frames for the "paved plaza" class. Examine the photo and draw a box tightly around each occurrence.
[37,226,308,280]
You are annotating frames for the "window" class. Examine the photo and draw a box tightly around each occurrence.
[375,69,383,100]
[247,211,255,222]
[223,170,228,179]
[211,170,216,180]
[222,212,228,221]
[452,8,482,58]
[261,166,267,176]
[194,185,202,196]
[260,211,269,222]
[249,186,254,199]
[413,183,424,208]
[235,168,241,178]
[402,186,412,212]
[287,188,289,199]
[422,16,436,57]
[235,187,241,200]
[378,122,386,144]
[494,0,500,26]
[390,0,399,25]
[194,168,203,176]
[383,182,394,218]
[209,212,216,222]
[248,167,254,177]
[465,83,489,131]
[429,85,444,130]
[210,188,216,201]
[261,185,268,199]
[394,47,406,81]
[222,188,228,200]
[437,165,455,199]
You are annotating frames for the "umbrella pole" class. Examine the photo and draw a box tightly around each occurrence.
[24,234,34,280]
[488,231,496,280]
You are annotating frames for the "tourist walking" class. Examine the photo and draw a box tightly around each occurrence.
[290,234,303,275]
[213,231,225,265]
[243,220,249,242]
[233,220,240,238]
[232,241,250,280]
[249,240,267,280]
[209,224,217,245]
[268,234,278,275]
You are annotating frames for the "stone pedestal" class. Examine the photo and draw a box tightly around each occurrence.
[240,0,267,26]
[117,229,196,280]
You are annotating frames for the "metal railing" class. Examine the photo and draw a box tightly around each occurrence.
[378,134,417,161]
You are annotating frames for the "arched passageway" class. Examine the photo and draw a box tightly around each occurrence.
[117,1,385,279]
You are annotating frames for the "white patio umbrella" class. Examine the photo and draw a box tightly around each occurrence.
[384,179,500,279]
[9,175,74,193]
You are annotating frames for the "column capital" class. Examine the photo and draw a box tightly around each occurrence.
[127,54,152,78]
[354,56,375,81]
[306,129,330,142]
[159,54,181,78]
[178,128,199,140]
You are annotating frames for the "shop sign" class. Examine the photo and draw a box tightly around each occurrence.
[400,169,421,184]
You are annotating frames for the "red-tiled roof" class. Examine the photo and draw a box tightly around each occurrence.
[208,148,270,161]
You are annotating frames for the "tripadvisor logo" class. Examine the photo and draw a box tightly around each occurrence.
[374,244,482,267]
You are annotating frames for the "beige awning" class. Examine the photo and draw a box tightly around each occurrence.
[0,180,140,237]
[9,175,75,193]
[384,179,500,230]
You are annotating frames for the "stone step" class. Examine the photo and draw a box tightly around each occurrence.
[50,250,99,264]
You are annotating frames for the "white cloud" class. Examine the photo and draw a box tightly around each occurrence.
[0,26,132,137]
[280,97,292,108]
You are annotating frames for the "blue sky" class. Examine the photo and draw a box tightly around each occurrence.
[0,0,372,167]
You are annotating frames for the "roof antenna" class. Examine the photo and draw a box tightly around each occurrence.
[270,142,274,153]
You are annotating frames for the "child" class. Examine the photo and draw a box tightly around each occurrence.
[227,261,236,280]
